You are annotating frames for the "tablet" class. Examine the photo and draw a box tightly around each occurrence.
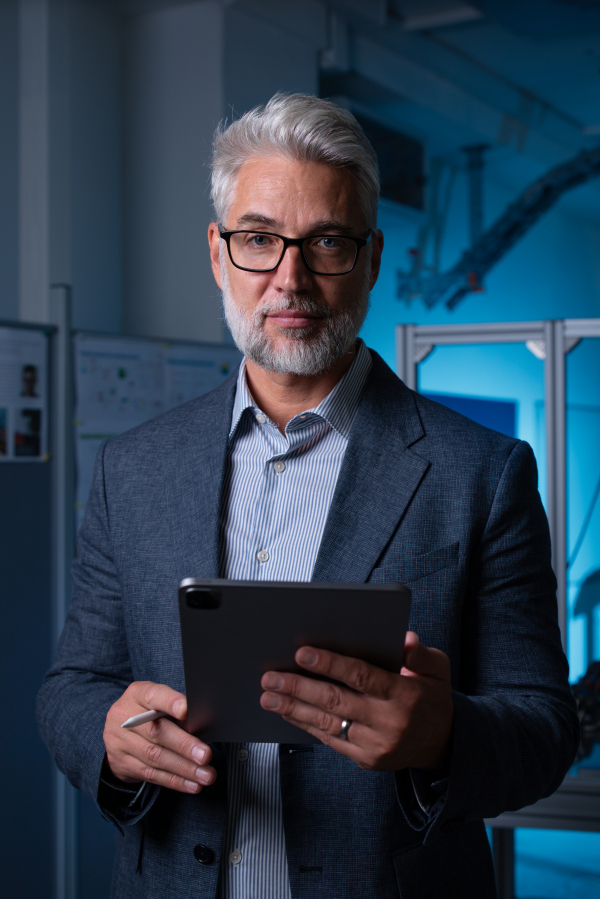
[178,578,411,743]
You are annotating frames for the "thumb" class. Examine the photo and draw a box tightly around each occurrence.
[401,631,451,682]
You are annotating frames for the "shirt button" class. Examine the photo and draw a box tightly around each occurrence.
[256,549,269,563]
[237,748,249,762]
[273,460,286,473]
[229,850,242,866]
[255,413,267,423]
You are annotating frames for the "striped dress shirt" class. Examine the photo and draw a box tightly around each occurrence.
[217,339,372,898]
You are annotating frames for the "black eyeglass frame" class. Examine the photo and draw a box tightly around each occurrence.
[219,229,372,276]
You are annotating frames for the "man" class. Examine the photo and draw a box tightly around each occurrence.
[38,93,578,899]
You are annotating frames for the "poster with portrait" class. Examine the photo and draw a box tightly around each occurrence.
[0,326,49,462]
[74,333,241,527]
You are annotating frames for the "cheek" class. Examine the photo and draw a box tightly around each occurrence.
[328,274,363,312]
[228,271,271,312]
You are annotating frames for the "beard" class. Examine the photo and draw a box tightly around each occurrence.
[220,254,371,376]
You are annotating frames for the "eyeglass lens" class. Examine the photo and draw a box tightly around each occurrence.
[228,232,358,274]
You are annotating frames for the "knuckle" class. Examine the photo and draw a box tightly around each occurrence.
[280,697,295,717]
[175,733,193,757]
[323,684,343,713]
[147,718,165,740]
[351,661,372,693]
[139,765,156,783]
[166,772,182,791]
[318,653,334,677]
[289,678,302,700]
[379,680,395,702]
[316,710,335,732]
[145,742,163,765]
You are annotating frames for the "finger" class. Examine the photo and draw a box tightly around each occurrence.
[261,670,365,721]
[141,715,212,765]
[105,693,212,766]
[106,721,216,793]
[129,681,188,720]
[120,731,217,793]
[401,632,451,682]
[292,646,397,699]
[260,677,365,736]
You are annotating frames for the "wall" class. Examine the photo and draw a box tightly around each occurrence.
[69,0,122,333]
[122,0,224,342]
[0,0,19,322]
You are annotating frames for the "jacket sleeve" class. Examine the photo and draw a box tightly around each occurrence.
[396,440,580,842]
[36,441,159,827]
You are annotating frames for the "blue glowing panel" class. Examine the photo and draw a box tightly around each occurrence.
[423,392,517,438]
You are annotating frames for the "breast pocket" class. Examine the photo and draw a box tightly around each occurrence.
[369,541,459,585]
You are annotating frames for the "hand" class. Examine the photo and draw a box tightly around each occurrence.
[259,632,454,772]
[103,681,216,794]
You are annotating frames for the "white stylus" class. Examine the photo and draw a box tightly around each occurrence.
[121,710,167,728]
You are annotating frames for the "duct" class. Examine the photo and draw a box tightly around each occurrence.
[399,143,600,309]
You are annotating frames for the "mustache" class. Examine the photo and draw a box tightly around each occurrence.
[256,295,334,320]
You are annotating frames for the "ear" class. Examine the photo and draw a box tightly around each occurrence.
[208,222,223,289]
[368,229,384,291]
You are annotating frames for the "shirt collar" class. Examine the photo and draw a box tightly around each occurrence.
[229,339,372,440]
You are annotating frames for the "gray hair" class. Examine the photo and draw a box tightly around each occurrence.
[210,93,380,229]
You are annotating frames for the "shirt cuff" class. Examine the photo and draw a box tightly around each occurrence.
[409,767,449,815]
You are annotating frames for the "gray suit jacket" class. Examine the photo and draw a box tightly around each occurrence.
[37,350,578,899]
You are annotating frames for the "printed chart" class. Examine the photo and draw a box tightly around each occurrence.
[74,333,241,526]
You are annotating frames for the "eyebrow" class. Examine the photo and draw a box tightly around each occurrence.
[234,213,358,235]
[236,213,280,229]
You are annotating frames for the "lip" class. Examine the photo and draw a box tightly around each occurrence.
[266,311,323,328]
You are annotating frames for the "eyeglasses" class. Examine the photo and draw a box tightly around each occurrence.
[219,230,372,276]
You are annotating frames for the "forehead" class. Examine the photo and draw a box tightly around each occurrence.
[226,155,364,231]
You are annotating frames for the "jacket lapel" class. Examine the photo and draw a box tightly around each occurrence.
[170,372,238,579]
[312,353,430,584]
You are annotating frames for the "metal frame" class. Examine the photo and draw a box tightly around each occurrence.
[396,318,600,899]
[396,319,568,642]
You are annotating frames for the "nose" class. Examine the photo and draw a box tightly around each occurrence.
[272,244,313,293]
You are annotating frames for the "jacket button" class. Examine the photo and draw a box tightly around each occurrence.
[194,844,215,865]
[441,818,464,834]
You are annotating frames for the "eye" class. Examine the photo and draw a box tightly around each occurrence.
[317,237,342,249]
[247,232,274,247]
